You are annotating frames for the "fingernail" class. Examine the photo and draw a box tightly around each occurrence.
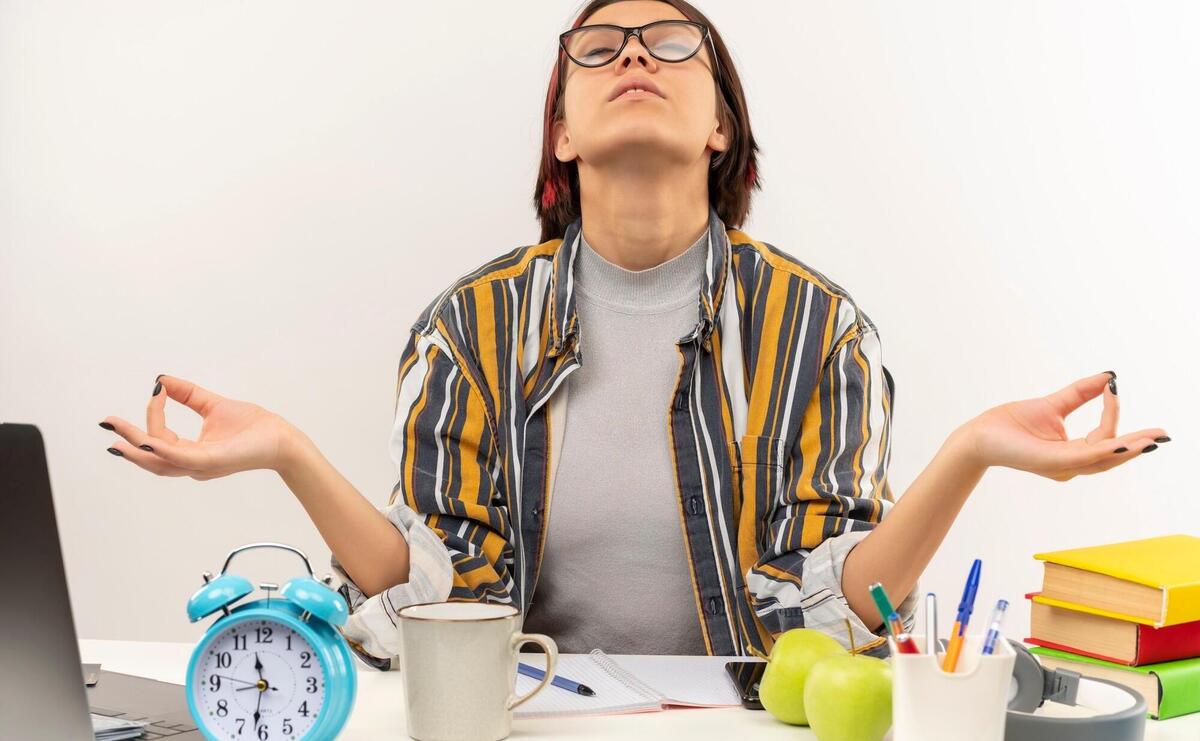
[1154,436,1171,443]
[138,444,155,452]
[1142,443,1158,453]
[153,381,163,396]
[98,421,115,431]
[156,373,165,383]
[1107,377,1118,395]
[1104,370,1117,379]
[1113,447,1128,454]
[106,447,124,457]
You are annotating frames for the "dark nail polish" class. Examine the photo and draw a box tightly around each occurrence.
[106,447,123,457]
[156,373,165,383]
[1107,377,1118,395]
[1113,447,1128,454]
[138,444,155,452]
[1142,444,1158,453]
[98,421,115,431]
[1154,436,1171,443]
[153,381,163,396]
[1104,370,1117,380]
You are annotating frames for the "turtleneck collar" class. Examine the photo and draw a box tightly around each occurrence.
[574,225,709,313]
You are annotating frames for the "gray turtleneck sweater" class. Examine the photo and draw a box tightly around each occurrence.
[521,227,710,656]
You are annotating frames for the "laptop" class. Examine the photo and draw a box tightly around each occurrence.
[1,422,202,739]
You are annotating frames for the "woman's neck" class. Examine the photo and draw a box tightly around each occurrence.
[576,158,711,272]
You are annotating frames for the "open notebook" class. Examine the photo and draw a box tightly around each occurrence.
[513,650,753,718]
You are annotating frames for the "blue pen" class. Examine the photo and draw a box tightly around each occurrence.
[941,558,982,672]
[981,599,1010,655]
[518,662,596,696]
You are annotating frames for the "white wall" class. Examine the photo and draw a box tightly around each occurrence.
[2,0,1196,646]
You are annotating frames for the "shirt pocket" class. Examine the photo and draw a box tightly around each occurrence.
[729,434,787,614]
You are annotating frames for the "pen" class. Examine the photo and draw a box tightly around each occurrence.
[893,632,921,654]
[868,582,904,638]
[980,599,1009,655]
[941,558,982,673]
[925,592,938,655]
[518,662,596,696]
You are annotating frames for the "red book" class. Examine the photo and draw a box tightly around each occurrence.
[1025,592,1200,666]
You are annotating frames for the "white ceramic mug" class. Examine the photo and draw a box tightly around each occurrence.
[397,602,558,741]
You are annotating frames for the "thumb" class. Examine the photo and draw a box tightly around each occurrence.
[1044,371,1112,417]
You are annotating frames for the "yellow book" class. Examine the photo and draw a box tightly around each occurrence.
[1032,534,1200,628]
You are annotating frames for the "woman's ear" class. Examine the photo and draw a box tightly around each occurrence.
[707,121,730,158]
[552,119,577,163]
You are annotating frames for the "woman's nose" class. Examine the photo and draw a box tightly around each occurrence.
[616,35,657,71]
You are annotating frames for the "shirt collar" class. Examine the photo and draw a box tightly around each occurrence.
[547,204,731,356]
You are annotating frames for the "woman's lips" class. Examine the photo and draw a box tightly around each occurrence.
[612,89,663,101]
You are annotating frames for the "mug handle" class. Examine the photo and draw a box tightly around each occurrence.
[506,632,559,711]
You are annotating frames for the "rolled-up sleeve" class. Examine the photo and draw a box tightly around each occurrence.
[745,306,918,658]
[330,501,453,670]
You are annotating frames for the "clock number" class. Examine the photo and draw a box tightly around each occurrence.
[306,676,318,693]
[282,718,293,734]
[235,718,245,735]
[217,651,232,668]
[298,700,309,717]
[300,651,312,668]
[257,725,269,740]
[216,699,229,717]
[233,633,247,651]
[208,674,221,692]
[285,633,292,651]
[255,626,273,644]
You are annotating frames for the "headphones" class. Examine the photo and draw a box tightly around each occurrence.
[1002,639,1146,740]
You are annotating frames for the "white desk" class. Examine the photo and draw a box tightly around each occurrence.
[81,639,1200,740]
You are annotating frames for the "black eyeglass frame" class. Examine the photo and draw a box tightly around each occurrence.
[557,20,721,79]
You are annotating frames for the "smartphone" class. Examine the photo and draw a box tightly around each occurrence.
[724,660,766,710]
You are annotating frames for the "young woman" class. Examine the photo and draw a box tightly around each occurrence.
[101,0,1169,669]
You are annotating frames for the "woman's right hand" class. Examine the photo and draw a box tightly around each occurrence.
[100,374,298,481]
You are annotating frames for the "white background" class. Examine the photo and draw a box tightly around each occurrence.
[2,1,1196,645]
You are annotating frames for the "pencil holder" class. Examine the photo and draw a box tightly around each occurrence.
[889,633,1016,741]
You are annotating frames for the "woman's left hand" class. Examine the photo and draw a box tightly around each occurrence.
[961,371,1170,481]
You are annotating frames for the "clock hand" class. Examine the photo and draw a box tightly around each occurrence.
[213,674,257,686]
[254,652,264,680]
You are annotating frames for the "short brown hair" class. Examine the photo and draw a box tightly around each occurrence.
[534,0,762,243]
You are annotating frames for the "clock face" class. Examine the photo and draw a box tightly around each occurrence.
[191,618,327,740]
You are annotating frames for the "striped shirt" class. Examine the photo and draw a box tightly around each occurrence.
[330,204,919,669]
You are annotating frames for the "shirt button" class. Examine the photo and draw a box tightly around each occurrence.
[686,496,703,516]
[707,596,724,615]
[531,506,541,520]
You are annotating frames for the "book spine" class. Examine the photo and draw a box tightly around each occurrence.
[1137,621,1200,665]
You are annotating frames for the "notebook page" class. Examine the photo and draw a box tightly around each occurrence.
[606,654,751,707]
[512,653,661,718]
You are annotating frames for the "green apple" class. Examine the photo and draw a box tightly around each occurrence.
[803,653,893,741]
[759,628,848,725]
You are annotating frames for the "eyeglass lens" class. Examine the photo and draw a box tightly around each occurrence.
[564,22,704,67]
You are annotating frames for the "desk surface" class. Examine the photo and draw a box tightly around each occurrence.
[80,639,1200,740]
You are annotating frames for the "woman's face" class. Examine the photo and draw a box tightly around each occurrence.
[553,1,729,172]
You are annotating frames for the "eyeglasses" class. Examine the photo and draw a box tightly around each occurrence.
[558,20,719,78]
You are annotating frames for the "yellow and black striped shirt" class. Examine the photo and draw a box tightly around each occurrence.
[341,204,918,664]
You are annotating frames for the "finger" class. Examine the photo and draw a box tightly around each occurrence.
[104,441,194,477]
[141,433,225,472]
[1085,371,1120,445]
[101,416,169,450]
[147,374,180,443]
[1054,426,1170,472]
[158,373,224,417]
[1073,435,1164,476]
[1044,371,1111,417]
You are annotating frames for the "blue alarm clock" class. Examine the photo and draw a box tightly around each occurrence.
[185,542,356,740]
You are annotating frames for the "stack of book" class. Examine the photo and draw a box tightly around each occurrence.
[1024,533,1200,720]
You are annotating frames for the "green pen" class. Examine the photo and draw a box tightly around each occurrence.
[869,582,904,637]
